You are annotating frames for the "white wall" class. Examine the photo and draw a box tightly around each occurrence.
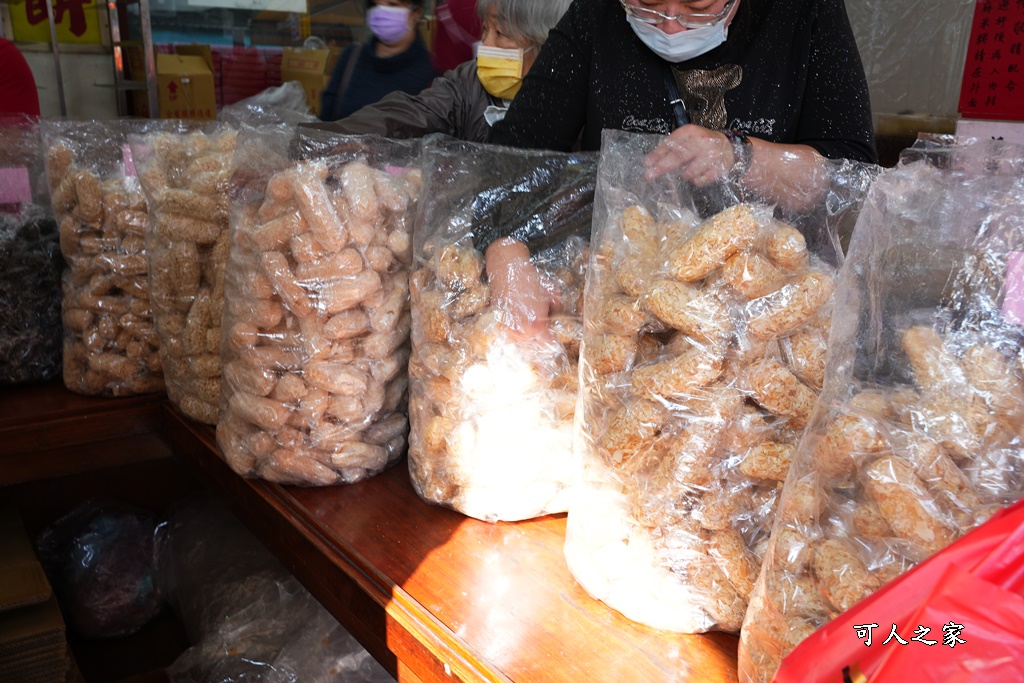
[24,51,120,120]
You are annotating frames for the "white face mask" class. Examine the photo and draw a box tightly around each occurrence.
[626,15,729,63]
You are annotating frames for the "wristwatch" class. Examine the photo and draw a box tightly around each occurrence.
[723,128,752,180]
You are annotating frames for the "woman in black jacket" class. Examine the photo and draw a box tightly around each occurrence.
[320,0,439,122]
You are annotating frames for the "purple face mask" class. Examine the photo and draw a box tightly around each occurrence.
[367,5,412,44]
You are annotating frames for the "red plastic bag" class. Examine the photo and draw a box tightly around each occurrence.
[773,497,1024,683]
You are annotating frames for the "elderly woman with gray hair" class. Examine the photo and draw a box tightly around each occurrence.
[310,0,571,141]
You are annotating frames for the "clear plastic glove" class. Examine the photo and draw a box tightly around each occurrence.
[485,237,557,343]
[642,124,733,186]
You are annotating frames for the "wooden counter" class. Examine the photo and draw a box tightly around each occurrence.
[0,380,739,683]
[163,405,740,683]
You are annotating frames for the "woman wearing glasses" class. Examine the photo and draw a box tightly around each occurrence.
[489,0,876,189]
[482,0,875,338]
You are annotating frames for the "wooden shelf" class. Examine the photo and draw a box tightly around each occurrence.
[164,405,739,683]
[0,381,169,487]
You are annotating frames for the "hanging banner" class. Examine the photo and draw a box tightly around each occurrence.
[8,0,103,45]
[958,0,1024,120]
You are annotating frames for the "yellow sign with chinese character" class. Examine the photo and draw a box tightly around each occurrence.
[9,0,103,45]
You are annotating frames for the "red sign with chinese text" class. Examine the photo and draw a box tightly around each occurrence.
[958,0,1024,120]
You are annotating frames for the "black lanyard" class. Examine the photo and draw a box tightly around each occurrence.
[661,63,689,128]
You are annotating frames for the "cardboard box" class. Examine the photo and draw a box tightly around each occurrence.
[157,45,217,120]
[125,44,217,120]
[0,501,51,614]
[282,47,340,117]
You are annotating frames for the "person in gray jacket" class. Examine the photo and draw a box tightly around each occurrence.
[309,0,571,142]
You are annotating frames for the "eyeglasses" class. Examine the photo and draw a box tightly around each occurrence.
[619,0,735,28]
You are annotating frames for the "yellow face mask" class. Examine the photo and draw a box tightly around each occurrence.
[476,45,525,100]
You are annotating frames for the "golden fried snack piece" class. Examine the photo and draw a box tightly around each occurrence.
[646,280,733,344]
[901,326,963,394]
[228,391,292,432]
[811,538,879,613]
[265,448,340,486]
[721,404,772,453]
[215,415,259,476]
[651,428,718,489]
[910,392,997,462]
[588,333,637,375]
[600,399,667,467]
[772,525,814,573]
[294,248,364,282]
[847,389,896,420]
[620,204,658,251]
[612,247,658,298]
[746,271,834,341]
[698,483,753,531]
[746,358,817,429]
[851,500,891,540]
[784,327,827,390]
[690,557,747,632]
[863,455,957,556]
[765,221,808,271]
[433,243,484,292]
[812,412,889,479]
[320,269,382,315]
[549,315,583,357]
[303,360,368,396]
[961,344,1024,431]
[289,163,348,251]
[904,436,981,527]
[667,204,759,282]
[250,213,304,252]
[722,251,785,300]
[339,161,381,225]
[653,390,737,487]
[739,442,795,481]
[599,295,649,336]
[708,528,760,599]
[451,283,490,320]
[777,474,827,525]
[766,570,833,620]
[261,251,313,317]
[331,441,389,471]
[631,343,724,400]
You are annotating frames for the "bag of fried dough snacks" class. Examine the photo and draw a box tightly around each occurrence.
[0,117,64,385]
[42,119,176,397]
[738,136,1024,682]
[407,136,596,522]
[216,127,420,486]
[566,130,878,633]
[130,124,238,424]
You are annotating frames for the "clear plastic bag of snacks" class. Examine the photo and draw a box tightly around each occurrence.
[566,129,878,633]
[42,119,171,396]
[216,127,420,485]
[406,136,597,522]
[0,117,64,385]
[738,136,1024,682]
[130,124,238,423]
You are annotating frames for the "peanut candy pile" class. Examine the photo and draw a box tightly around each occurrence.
[569,202,836,632]
[48,141,164,397]
[407,240,586,522]
[136,129,237,423]
[740,325,1024,678]
[216,158,418,485]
